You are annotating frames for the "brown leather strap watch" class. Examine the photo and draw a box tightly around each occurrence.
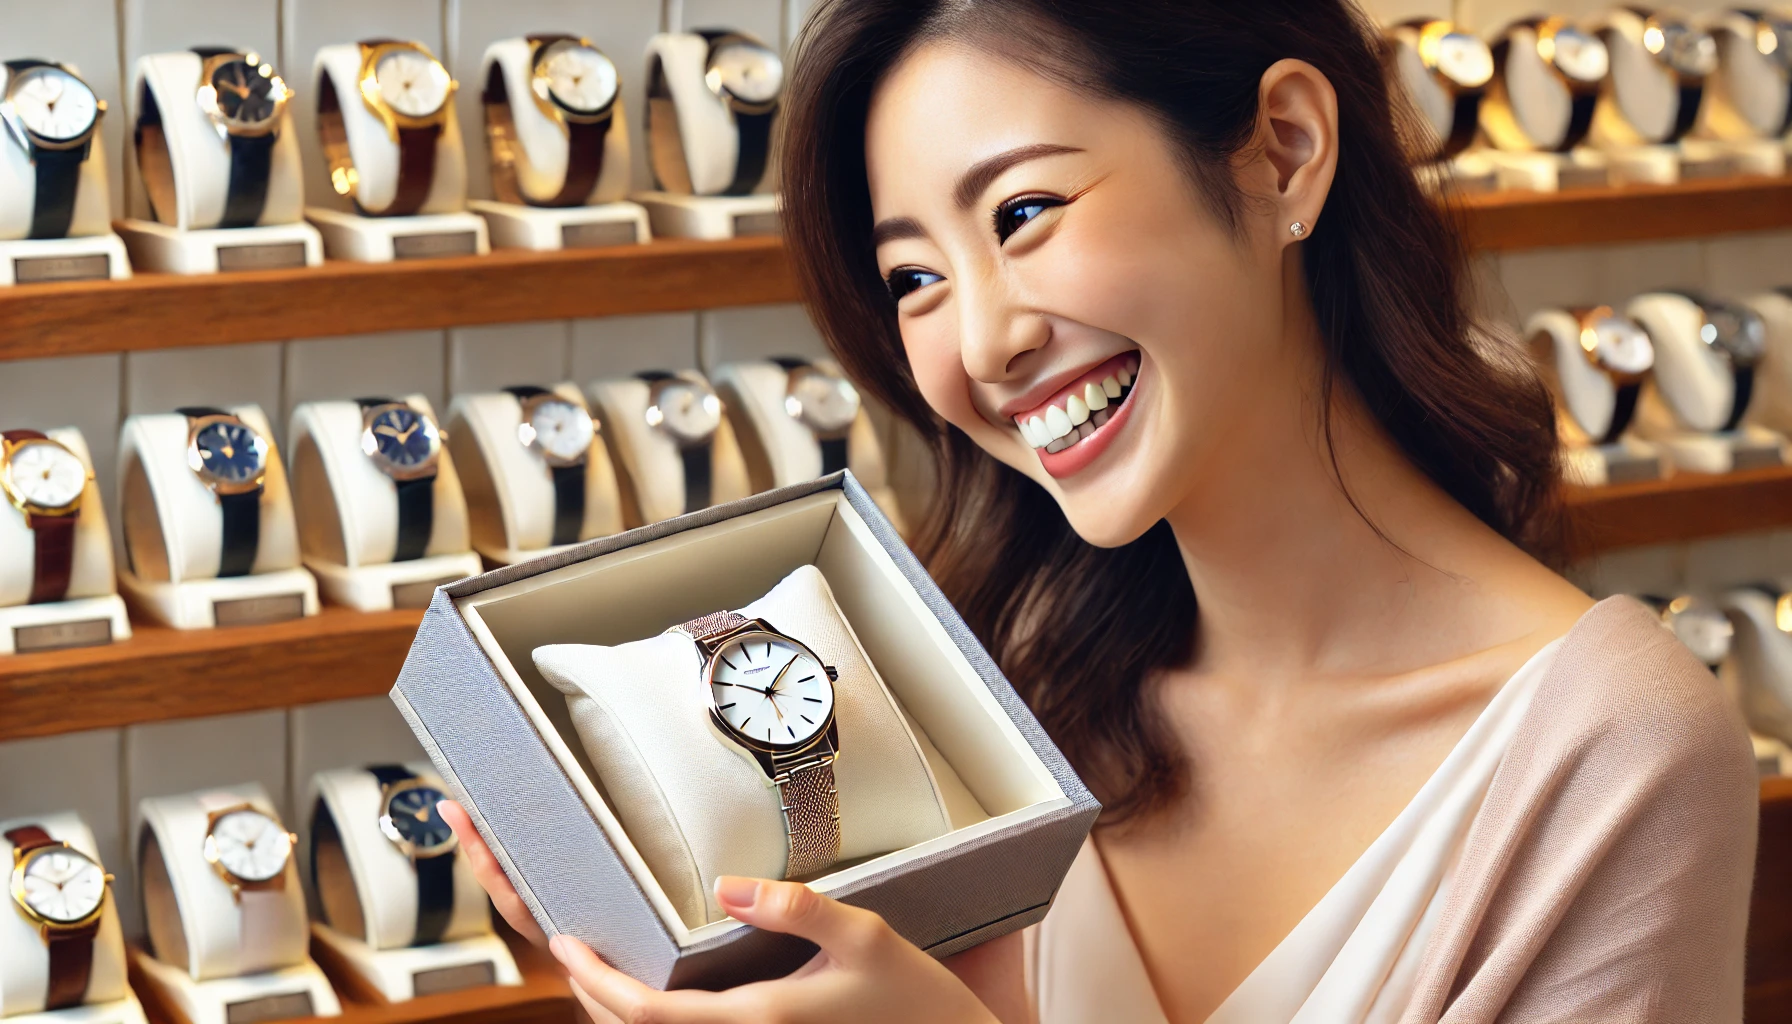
[1,429,84,605]
[482,35,617,207]
[7,825,105,1010]
[316,39,453,217]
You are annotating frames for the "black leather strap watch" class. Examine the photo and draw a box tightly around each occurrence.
[178,406,266,577]
[771,357,860,476]
[356,398,440,562]
[637,371,720,513]
[2,59,105,240]
[367,764,458,947]
[504,385,592,546]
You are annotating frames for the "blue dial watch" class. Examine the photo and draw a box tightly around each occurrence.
[369,764,458,946]
[179,407,268,577]
[357,398,441,562]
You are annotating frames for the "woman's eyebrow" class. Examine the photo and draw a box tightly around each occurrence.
[954,143,1083,209]
[871,216,926,246]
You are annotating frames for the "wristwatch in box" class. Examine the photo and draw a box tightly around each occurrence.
[506,386,595,546]
[199,793,296,971]
[1628,9,1718,143]
[1,429,88,604]
[7,825,111,1010]
[180,407,268,577]
[639,371,722,514]
[647,30,783,196]
[319,39,455,217]
[673,610,842,878]
[1485,17,1608,152]
[370,764,458,947]
[358,397,442,562]
[483,35,619,207]
[1665,292,1767,432]
[1390,19,1494,160]
[1,59,105,239]
[772,358,860,477]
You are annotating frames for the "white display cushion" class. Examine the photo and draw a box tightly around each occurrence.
[535,564,952,927]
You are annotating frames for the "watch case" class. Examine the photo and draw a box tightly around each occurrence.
[444,386,628,564]
[583,375,752,529]
[289,398,480,612]
[0,814,133,1019]
[388,472,1099,991]
[306,765,514,999]
[116,405,319,629]
[0,426,132,653]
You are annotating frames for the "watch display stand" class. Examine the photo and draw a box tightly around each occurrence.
[536,564,964,928]
[1750,291,1792,436]
[1699,11,1791,170]
[0,62,124,283]
[0,235,132,286]
[1524,311,1663,487]
[1627,293,1789,474]
[0,813,135,1022]
[116,405,319,629]
[1479,151,1609,193]
[114,53,323,275]
[632,191,778,241]
[1720,587,1792,750]
[444,386,626,565]
[1680,138,1785,178]
[306,766,515,1000]
[288,399,480,612]
[306,44,488,264]
[468,38,649,252]
[0,427,131,654]
[584,376,753,528]
[711,361,905,530]
[135,785,336,1024]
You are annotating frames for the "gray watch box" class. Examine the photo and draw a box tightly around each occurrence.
[389,471,1100,989]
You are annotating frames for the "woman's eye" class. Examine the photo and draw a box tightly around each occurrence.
[885,267,943,301]
[994,195,1065,244]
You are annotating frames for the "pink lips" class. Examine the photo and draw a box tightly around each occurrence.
[1036,372,1138,479]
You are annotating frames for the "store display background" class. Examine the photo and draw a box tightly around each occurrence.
[0,0,1787,952]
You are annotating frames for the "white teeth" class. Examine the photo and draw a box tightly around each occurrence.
[1093,408,1110,427]
[1101,376,1121,399]
[1116,367,1132,388]
[1015,417,1039,447]
[1045,405,1073,440]
[1083,382,1108,411]
[1027,416,1048,447]
[1066,394,1089,426]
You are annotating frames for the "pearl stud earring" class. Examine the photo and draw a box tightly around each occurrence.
[1290,222,1307,238]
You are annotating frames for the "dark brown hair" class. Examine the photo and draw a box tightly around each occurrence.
[781,0,1562,826]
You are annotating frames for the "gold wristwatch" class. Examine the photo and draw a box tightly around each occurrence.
[1390,19,1495,160]
[483,35,619,207]
[1567,306,1654,444]
[1484,17,1609,152]
[673,610,842,878]
[318,39,455,216]
[7,825,111,1010]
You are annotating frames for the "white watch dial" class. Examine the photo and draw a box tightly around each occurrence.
[10,66,98,142]
[527,399,595,461]
[1549,27,1609,84]
[710,633,833,748]
[541,41,617,114]
[6,441,85,510]
[707,41,784,105]
[375,49,450,119]
[1435,33,1494,89]
[788,372,861,435]
[19,846,106,924]
[1588,316,1653,376]
[209,809,291,883]
[650,382,722,445]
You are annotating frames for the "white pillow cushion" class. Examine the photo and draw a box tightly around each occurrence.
[535,564,952,927]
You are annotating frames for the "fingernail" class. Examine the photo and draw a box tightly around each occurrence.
[714,876,759,908]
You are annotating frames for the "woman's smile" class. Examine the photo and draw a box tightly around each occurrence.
[1001,351,1142,478]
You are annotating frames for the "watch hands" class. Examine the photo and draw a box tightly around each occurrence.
[768,654,801,693]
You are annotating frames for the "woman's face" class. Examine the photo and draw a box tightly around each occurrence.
[866,42,1299,547]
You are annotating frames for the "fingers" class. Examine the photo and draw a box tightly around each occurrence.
[552,936,757,1024]
[438,800,547,946]
[713,876,891,964]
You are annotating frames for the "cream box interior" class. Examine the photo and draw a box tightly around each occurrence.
[391,474,1098,989]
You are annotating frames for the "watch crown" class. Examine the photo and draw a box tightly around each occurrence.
[825,666,838,683]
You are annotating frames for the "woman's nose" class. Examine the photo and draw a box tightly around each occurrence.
[956,270,1049,383]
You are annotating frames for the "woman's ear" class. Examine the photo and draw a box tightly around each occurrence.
[1253,59,1339,240]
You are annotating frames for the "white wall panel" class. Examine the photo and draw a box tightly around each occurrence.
[1356,0,1450,26]
[0,729,125,931]
[1567,542,1684,599]
[124,343,285,420]
[672,0,783,54]
[448,322,571,395]
[1686,531,1792,592]
[281,331,448,442]
[570,312,700,378]
[1498,241,1707,322]
[697,303,826,368]
[7,0,128,218]
[1704,232,1792,298]
[280,0,447,215]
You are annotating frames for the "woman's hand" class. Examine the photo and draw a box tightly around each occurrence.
[439,800,1023,1023]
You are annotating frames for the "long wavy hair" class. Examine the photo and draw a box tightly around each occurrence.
[780,0,1562,826]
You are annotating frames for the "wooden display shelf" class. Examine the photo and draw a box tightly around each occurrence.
[1565,463,1792,555]
[1749,775,1792,1022]
[0,235,799,362]
[129,928,574,1024]
[0,606,422,742]
[1457,173,1792,252]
